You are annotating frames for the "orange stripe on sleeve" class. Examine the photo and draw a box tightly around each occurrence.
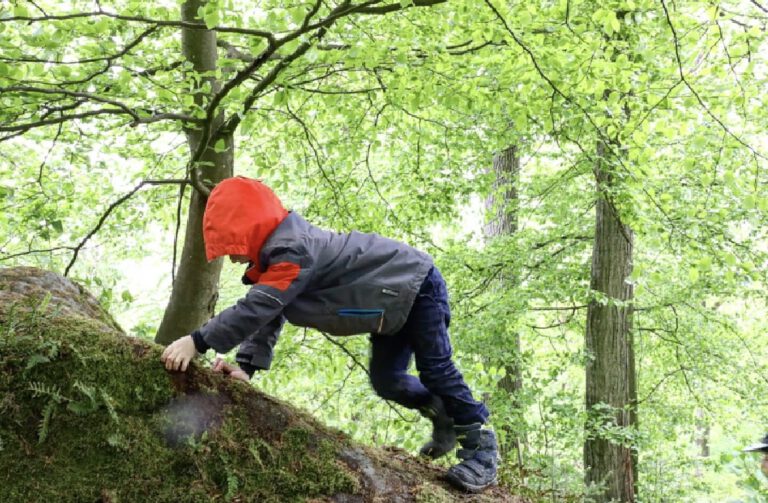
[258,262,301,291]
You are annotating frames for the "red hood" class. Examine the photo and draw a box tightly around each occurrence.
[203,177,288,269]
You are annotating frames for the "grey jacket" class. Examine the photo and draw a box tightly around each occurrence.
[198,212,433,371]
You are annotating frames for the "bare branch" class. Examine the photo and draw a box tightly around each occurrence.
[354,0,445,14]
[1,86,142,123]
[0,108,125,134]
[320,332,417,423]
[0,246,76,263]
[529,304,589,312]
[36,121,64,194]
[64,179,190,276]
[2,11,275,41]
[0,105,201,138]
[0,26,158,65]
[750,0,768,14]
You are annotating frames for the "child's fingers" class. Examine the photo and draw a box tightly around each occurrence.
[165,350,179,370]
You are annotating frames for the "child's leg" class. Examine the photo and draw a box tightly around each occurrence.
[404,267,489,425]
[399,267,498,491]
[369,333,433,409]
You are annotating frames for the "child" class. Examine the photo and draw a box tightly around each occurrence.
[161,177,498,492]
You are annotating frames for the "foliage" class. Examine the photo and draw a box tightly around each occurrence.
[2,0,768,501]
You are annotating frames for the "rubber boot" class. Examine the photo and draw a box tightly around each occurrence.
[418,395,456,459]
[445,423,498,492]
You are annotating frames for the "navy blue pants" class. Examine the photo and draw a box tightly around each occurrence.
[369,267,489,425]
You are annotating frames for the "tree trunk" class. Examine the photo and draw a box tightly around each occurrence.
[485,146,521,237]
[694,408,710,477]
[155,0,233,345]
[583,140,637,502]
[484,145,525,466]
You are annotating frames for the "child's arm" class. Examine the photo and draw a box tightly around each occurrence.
[234,315,285,377]
[196,245,313,356]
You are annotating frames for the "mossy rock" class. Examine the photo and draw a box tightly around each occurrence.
[0,267,522,502]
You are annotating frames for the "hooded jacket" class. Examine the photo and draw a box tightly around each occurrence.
[194,177,434,373]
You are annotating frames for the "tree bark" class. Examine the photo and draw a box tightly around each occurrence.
[155,0,233,345]
[484,145,526,466]
[485,146,520,237]
[583,139,637,502]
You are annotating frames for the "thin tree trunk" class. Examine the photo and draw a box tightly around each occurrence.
[583,139,637,502]
[694,408,710,477]
[484,145,526,466]
[155,0,233,345]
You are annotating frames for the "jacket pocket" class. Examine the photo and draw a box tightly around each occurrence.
[336,308,385,334]
[337,308,384,318]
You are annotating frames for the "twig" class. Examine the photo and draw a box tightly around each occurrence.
[2,11,275,40]
[0,246,76,262]
[321,332,416,423]
[64,179,189,276]
[660,0,767,161]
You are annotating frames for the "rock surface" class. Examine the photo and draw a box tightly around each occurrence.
[0,267,523,503]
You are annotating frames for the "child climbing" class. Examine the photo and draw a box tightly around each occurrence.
[161,176,499,492]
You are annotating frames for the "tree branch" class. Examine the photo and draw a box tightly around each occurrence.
[0,105,201,139]
[320,332,417,423]
[186,0,446,190]
[0,246,76,263]
[2,11,275,41]
[354,0,445,14]
[660,0,767,161]
[63,179,190,276]
[0,26,158,65]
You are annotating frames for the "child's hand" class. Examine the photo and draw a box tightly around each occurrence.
[161,335,197,371]
[212,357,250,382]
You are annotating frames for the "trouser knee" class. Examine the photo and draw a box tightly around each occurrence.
[370,373,403,401]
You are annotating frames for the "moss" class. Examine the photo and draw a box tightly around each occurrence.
[0,288,522,503]
[0,306,358,503]
[413,482,454,503]
[195,411,359,502]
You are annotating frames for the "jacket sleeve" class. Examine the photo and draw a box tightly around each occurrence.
[235,315,285,376]
[198,245,313,354]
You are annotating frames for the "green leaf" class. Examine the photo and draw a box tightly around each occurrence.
[203,6,220,29]
[49,220,63,234]
[213,139,227,153]
[13,4,30,17]
[273,90,287,106]
[25,354,50,371]
[289,7,306,24]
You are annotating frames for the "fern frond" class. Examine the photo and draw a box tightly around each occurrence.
[37,400,57,444]
[100,389,120,424]
[28,382,65,403]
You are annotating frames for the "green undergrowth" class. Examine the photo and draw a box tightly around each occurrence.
[0,301,358,503]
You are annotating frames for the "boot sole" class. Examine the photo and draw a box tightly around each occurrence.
[444,472,498,493]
